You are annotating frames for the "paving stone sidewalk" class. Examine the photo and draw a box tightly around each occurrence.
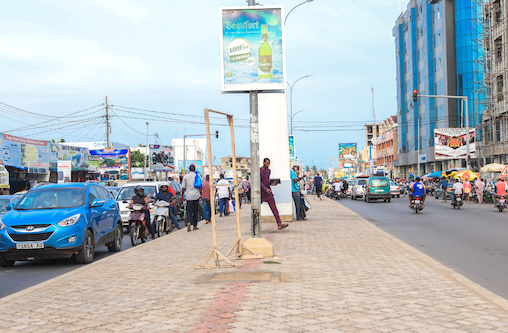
[2,197,508,332]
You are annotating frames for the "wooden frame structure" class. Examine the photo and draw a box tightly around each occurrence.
[196,108,257,268]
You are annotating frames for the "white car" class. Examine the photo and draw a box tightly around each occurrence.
[116,182,161,227]
[351,177,368,200]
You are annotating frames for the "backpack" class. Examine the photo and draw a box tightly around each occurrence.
[194,171,202,189]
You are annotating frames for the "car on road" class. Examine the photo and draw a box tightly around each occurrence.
[0,183,123,267]
[389,181,401,198]
[351,176,369,200]
[364,176,391,203]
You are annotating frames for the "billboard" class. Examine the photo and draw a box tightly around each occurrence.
[220,6,285,92]
[149,145,175,172]
[289,135,295,159]
[178,160,203,173]
[0,133,53,171]
[434,128,476,160]
[57,161,72,183]
[53,144,89,171]
[338,143,357,169]
[88,149,129,180]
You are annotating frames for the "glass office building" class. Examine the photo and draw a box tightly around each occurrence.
[393,0,484,178]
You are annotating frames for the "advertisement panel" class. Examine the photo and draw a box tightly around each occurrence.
[0,133,52,170]
[57,161,72,183]
[88,149,129,180]
[434,128,476,160]
[149,145,175,172]
[53,144,89,171]
[338,143,357,169]
[178,160,203,173]
[289,135,295,159]
[220,6,285,92]
[0,165,9,189]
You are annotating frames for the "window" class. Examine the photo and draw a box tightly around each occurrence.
[436,8,440,21]
[88,186,100,205]
[437,33,441,46]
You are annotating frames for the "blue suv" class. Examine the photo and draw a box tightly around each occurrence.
[0,182,123,267]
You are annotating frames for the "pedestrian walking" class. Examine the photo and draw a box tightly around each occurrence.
[463,179,472,203]
[314,173,323,200]
[182,164,201,232]
[217,174,230,217]
[245,175,251,203]
[238,177,245,209]
[261,158,288,230]
[201,175,211,224]
[441,177,448,202]
[475,178,485,204]
[291,165,306,221]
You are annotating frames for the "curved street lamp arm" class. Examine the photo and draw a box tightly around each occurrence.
[285,0,313,25]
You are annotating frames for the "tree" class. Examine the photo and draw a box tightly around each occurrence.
[130,150,147,167]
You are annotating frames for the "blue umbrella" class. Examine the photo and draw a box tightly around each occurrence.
[426,171,444,178]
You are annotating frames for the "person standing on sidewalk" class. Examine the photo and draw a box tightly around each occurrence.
[261,158,288,230]
[182,165,201,232]
[201,175,211,224]
[245,175,251,204]
[217,174,230,217]
[475,178,485,204]
[314,174,323,200]
[291,165,306,221]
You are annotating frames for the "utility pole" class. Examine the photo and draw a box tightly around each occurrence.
[105,96,110,149]
[154,132,157,144]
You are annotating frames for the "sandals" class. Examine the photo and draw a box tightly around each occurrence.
[278,224,289,230]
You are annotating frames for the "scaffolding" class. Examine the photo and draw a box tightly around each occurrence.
[474,0,508,164]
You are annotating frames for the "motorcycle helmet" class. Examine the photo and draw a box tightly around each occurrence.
[455,178,460,182]
[415,177,420,181]
[135,185,144,196]
[159,182,169,191]
[501,177,505,181]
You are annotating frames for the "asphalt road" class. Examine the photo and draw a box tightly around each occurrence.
[0,223,182,298]
[336,193,508,300]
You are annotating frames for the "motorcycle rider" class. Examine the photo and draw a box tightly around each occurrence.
[342,179,349,197]
[155,182,181,230]
[494,176,508,207]
[409,176,426,208]
[451,178,463,204]
[129,185,155,239]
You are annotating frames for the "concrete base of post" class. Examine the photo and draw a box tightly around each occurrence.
[242,237,274,257]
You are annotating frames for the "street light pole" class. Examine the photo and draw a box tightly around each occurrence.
[284,0,314,25]
[144,122,149,181]
[287,74,312,135]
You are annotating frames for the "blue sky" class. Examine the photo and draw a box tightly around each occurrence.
[0,0,409,169]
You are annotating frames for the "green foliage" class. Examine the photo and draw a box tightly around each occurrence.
[130,150,147,167]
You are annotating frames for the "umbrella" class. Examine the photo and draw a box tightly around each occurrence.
[443,168,466,178]
[480,163,506,173]
[421,173,431,179]
[456,170,478,181]
[426,171,444,178]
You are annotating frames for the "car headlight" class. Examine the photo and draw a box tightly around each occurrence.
[0,218,6,231]
[57,214,81,227]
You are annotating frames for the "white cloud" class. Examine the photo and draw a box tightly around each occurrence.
[88,0,154,24]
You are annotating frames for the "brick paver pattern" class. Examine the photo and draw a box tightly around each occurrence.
[2,197,508,332]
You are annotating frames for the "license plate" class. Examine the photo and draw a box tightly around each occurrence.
[16,242,44,250]
[457,198,461,201]
[121,215,129,222]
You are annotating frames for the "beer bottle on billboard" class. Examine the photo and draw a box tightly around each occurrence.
[258,24,273,79]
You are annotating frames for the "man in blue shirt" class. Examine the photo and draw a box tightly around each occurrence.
[441,177,448,202]
[314,174,323,200]
[291,165,306,221]
[409,176,426,208]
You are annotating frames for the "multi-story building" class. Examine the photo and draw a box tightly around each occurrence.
[480,0,508,164]
[375,116,399,178]
[365,123,381,147]
[220,156,251,176]
[393,0,484,178]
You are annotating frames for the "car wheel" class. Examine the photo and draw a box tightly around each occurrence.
[0,257,15,267]
[75,230,95,264]
[107,223,123,253]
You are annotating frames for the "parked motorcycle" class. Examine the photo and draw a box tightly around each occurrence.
[496,196,506,212]
[410,195,423,213]
[451,194,463,209]
[154,200,172,236]
[129,204,148,246]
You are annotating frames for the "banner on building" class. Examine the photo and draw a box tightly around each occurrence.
[338,143,357,169]
[220,6,286,92]
[289,135,295,159]
[57,161,72,183]
[434,128,476,160]
[0,133,52,170]
[149,145,175,172]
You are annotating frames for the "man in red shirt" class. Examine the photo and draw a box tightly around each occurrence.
[260,158,288,230]
[494,176,507,207]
